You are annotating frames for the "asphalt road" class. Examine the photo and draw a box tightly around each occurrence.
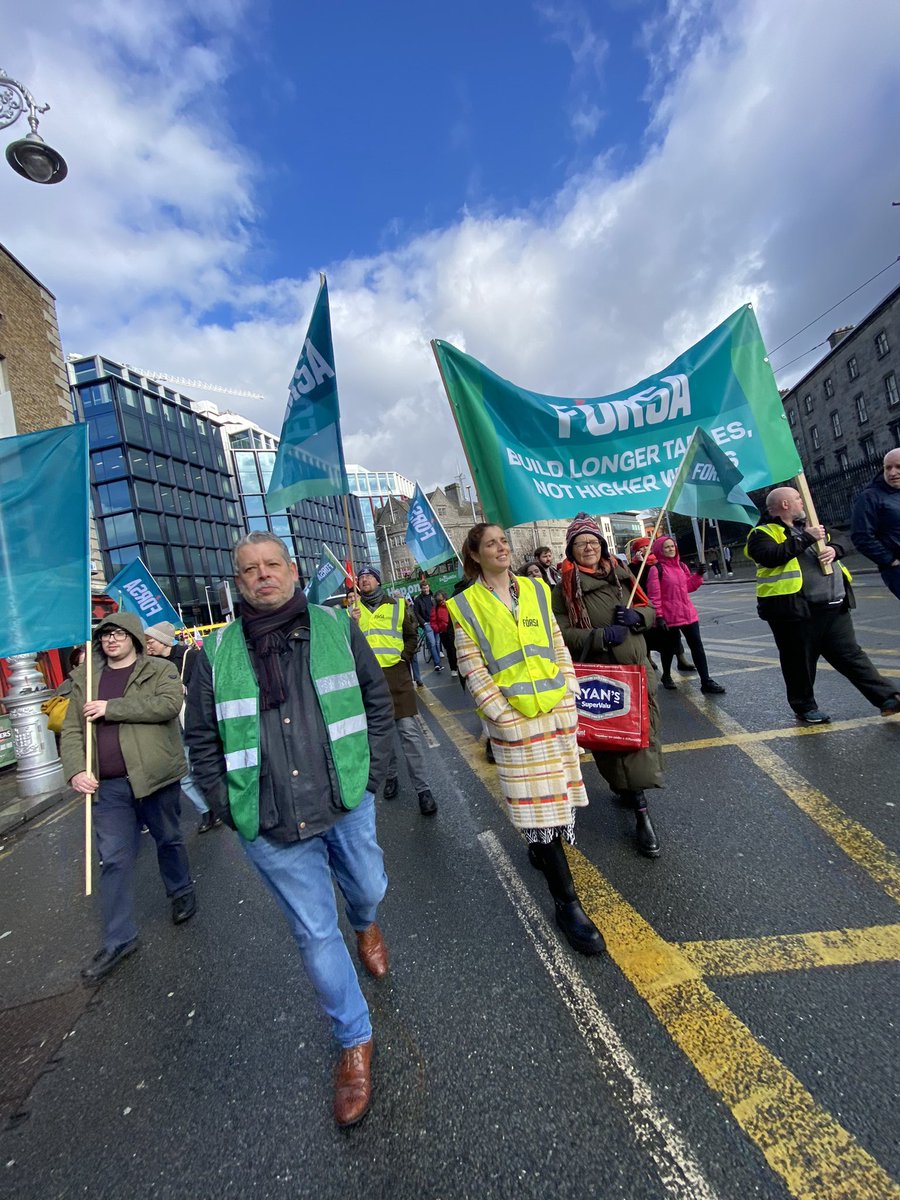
[1,578,898,1200]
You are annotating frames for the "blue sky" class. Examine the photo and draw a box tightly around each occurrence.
[1,0,899,489]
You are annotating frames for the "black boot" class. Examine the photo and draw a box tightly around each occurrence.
[627,791,660,858]
[527,844,544,871]
[537,839,606,956]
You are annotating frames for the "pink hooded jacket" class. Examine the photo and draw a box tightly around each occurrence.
[645,537,703,627]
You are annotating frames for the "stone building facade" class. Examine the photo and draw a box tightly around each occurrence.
[0,243,105,586]
[782,282,900,477]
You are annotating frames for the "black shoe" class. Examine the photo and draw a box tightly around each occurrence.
[197,811,222,833]
[172,890,197,925]
[434,666,444,674]
[796,708,830,724]
[661,676,677,690]
[632,793,660,858]
[81,939,138,984]
[676,659,696,673]
[383,776,399,800]
[417,789,437,816]
[554,900,606,956]
[700,680,725,694]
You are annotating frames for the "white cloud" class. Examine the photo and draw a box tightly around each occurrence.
[2,0,899,496]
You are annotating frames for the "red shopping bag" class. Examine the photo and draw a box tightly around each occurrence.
[573,662,649,751]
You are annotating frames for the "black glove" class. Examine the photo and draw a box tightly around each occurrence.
[614,605,643,629]
[601,624,628,647]
[695,563,708,576]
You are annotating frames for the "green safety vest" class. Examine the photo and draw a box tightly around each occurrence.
[747,522,852,598]
[204,606,370,839]
[447,577,567,718]
[357,599,404,668]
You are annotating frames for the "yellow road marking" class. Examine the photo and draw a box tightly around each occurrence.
[682,693,900,904]
[664,714,889,753]
[420,688,900,1200]
[678,923,900,977]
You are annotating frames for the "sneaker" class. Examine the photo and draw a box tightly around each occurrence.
[450,669,458,677]
[172,890,197,925]
[434,666,444,674]
[796,708,830,724]
[415,680,424,688]
[880,695,900,716]
[197,811,222,833]
[700,680,726,694]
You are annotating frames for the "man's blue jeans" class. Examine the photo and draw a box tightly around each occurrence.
[422,625,441,668]
[239,793,387,1048]
[93,778,194,951]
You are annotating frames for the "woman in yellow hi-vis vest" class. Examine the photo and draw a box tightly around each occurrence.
[447,524,605,957]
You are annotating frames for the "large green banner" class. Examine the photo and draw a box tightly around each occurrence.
[433,305,801,528]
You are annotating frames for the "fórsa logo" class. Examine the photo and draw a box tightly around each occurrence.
[576,673,632,720]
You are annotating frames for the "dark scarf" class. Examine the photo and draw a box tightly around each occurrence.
[359,585,388,611]
[241,587,308,711]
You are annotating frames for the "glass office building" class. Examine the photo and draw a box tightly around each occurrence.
[68,356,366,622]
[346,464,414,564]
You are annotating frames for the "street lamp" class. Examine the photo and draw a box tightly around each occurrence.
[1,68,67,184]
[203,585,215,626]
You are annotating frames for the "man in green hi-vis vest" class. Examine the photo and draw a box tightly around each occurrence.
[185,532,394,1128]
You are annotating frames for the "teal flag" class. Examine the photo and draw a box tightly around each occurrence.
[266,276,349,511]
[433,305,801,527]
[667,427,760,525]
[405,483,457,571]
[305,543,347,605]
[0,424,90,657]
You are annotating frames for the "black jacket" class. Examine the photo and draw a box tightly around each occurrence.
[184,612,394,842]
[850,475,900,569]
[413,592,435,626]
[745,521,853,621]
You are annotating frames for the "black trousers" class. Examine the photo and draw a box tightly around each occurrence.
[768,608,896,714]
[660,621,711,684]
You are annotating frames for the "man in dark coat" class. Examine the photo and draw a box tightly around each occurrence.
[351,566,437,816]
[850,448,900,601]
[413,580,442,671]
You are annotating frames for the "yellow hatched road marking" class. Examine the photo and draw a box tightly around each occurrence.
[678,923,900,977]
[419,688,900,1200]
[681,693,900,904]
[664,714,887,753]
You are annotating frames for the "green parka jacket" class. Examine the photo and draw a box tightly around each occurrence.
[60,612,186,799]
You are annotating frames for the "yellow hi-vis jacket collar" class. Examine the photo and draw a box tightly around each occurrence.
[357,598,404,668]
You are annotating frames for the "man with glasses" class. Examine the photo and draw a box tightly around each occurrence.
[61,613,197,984]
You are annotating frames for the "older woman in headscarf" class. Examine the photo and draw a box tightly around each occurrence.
[552,514,664,858]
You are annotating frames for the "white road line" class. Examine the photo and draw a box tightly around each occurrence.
[477,830,721,1200]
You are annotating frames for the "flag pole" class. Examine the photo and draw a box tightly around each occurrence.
[793,470,833,576]
[626,429,700,607]
[431,339,486,534]
[82,425,93,897]
[341,494,359,596]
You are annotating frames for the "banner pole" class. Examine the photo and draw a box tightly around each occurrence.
[626,430,699,607]
[341,493,359,598]
[793,470,833,576]
[431,340,487,528]
[83,642,93,897]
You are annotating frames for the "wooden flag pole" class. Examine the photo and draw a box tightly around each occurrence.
[83,640,93,897]
[341,493,359,601]
[793,470,833,575]
[626,430,700,607]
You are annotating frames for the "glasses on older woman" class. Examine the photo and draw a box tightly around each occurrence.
[571,537,602,550]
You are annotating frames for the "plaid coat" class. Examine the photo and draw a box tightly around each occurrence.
[454,609,588,831]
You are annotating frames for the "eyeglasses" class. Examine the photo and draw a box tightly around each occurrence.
[572,538,602,550]
[99,629,129,642]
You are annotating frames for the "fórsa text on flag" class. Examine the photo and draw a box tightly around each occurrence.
[0,423,91,657]
[667,427,760,526]
[405,483,457,571]
[266,276,349,511]
[107,557,181,628]
[432,305,801,528]
[305,544,347,605]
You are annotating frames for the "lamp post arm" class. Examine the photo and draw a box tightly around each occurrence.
[0,69,50,134]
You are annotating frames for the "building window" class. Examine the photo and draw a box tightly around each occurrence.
[875,330,890,359]
[814,460,825,476]
[91,447,126,481]
[847,356,859,380]
[788,408,796,427]
[95,481,131,513]
[823,377,834,398]
[836,448,850,471]
[79,382,113,410]
[831,411,842,439]
[811,425,820,450]
[891,421,900,445]
[102,511,138,547]
[885,372,899,407]
[803,394,813,414]
[855,393,868,424]
[860,436,877,464]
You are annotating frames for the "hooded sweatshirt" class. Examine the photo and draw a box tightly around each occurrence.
[645,537,703,627]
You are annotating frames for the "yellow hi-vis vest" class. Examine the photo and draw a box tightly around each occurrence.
[357,599,405,668]
[447,577,567,718]
[747,522,852,598]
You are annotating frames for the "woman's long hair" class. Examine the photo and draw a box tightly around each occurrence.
[460,523,502,579]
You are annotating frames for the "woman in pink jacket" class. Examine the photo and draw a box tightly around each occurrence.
[646,537,725,695]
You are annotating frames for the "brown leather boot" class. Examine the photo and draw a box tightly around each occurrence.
[334,1038,374,1127]
[356,922,389,978]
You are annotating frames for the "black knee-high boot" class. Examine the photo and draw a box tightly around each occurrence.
[623,790,660,858]
[535,838,606,956]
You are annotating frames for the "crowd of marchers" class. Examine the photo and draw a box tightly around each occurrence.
[57,448,899,1128]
